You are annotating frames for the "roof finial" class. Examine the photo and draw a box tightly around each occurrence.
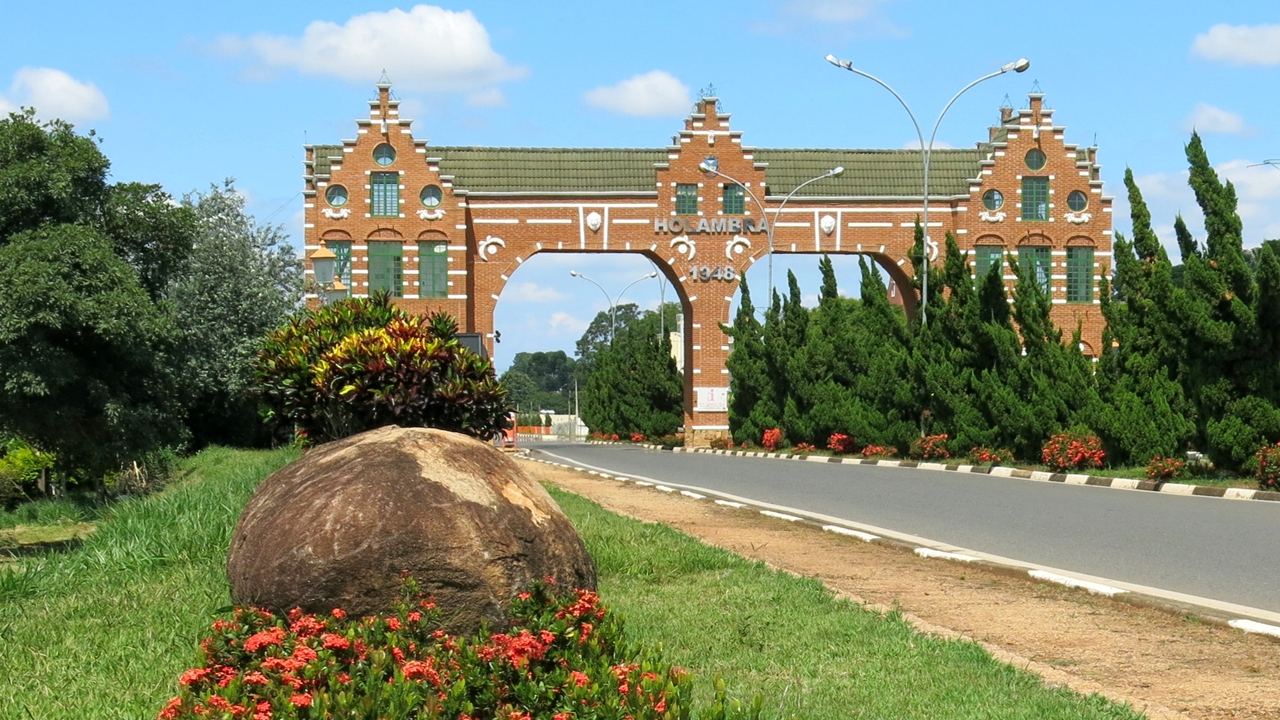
[377,69,392,88]
[1000,94,1013,110]
[1030,79,1043,94]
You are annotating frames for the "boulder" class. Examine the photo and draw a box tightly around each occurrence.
[226,426,596,634]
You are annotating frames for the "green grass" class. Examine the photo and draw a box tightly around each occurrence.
[0,495,100,529]
[0,447,1142,719]
[548,487,1144,719]
[0,446,300,720]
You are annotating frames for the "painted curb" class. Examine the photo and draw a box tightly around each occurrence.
[529,453,1280,642]
[618,443,1280,505]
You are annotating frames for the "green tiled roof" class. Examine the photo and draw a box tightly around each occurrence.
[312,145,345,176]
[755,148,987,197]
[406,146,990,198]
[433,148,667,193]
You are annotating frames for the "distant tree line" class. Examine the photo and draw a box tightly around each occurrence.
[724,133,1280,473]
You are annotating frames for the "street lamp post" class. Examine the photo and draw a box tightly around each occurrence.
[824,54,1029,325]
[696,164,844,299]
[569,270,659,342]
[308,245,349,305]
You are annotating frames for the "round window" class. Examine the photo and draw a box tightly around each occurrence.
[1025,149,1047,171]
[983,189,1004,211]
[325,185,348,207]
[420,185,443,208]
[1067,190,1088,212]
[373,143,396,166]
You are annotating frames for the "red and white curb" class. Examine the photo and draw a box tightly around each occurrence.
[527,452,1280,642]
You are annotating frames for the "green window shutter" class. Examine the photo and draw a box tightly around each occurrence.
[974,246,1003,285]
[368,241,403,297]
[723,184,744,214]
[329,240,353,297]
[676,184,698,215]
[1019,246,1051,293]
[418,241,449,298]
[1021,177,1049,221]
[371,172,400,217]
[1067,247,1094,303]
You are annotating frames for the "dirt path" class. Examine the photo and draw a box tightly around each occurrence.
[520,458,1280,720]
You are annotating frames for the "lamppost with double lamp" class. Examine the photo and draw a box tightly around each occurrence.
[569,269,659,342]
[308,245,350,305]
[696,163,844,299]
[824,54,1030,325]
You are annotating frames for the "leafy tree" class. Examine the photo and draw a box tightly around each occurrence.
[0,110,109,242]
[723,279,772,444]
[169,181,302,447]
[499,369,540,411]
[574,303,644,375]
[0,226,186,480]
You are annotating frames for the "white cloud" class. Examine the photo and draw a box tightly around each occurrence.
[1183,103,1250,135]
[547,311,589,335]
[585,71,690,117]
[902,139,954,150]
[505,281,569,303]
[1192,24,1280,66]
[214,5,526,95]
[0,67,109,124]
[779,0,888,23]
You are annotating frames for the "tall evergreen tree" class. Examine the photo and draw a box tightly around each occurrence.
[722,279,771,444]
[580,312,682,438]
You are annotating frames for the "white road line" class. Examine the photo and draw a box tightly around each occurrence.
[915,548,978,562]
[680,490,707,500]
[715,500,747,508]
[760,510,802,522]
[655,485,676,493]
[823,525,879,542]
[1029,570,1126,597]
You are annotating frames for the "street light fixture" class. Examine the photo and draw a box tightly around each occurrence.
[696,163,844,299]
[308,245,349,305]
[570,269,659,342]
[824,54,1029,325]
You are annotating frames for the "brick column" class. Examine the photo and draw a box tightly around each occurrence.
[682,283,734,447]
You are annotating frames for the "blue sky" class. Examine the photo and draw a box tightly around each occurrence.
[3,1,1279,370]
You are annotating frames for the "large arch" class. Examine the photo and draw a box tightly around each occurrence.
[304,84,1113,446]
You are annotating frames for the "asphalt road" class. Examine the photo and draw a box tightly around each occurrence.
[532,442,1280,616]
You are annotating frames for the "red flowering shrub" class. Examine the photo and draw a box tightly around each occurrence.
[909,434,951,460]
[761,428,784,452]
[861,444,895,458]
[1256,442,1280,490]
[793,442,816,453]
[708,436,735,450]
[609,433,620,442]
[630,433,646,443]
[157,578,762,720]
[826,433,855,454]
[1145,456,1188,480]
[1041,432,1106,472]
[970,447,1013,466]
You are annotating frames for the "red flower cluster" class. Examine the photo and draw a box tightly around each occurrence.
[762,428,784,451]
[1145,456,1187,480]
[1042,432,1106,472]
[861,444,895,458]
[1256,441,1280,490]
[909,433,951,460]
[826,433,855,454]
[630,432,646,443]
[157,579,696,720]
[793,442,816,453]
[970,447,1012,466]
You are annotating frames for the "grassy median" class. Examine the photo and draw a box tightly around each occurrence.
[0,448,1142,719]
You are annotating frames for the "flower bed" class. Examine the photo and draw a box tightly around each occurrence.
[158,579,726,720]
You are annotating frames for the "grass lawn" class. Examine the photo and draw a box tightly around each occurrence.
[1,447,1142,719]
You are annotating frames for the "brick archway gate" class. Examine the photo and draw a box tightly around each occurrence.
[305,84,1111,446]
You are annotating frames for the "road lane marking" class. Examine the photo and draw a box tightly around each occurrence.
[823,525,879,542]
[1228,619,1280,639]
[915,548,979,562]
[760,510,802,522]
[1029,570,1126,597]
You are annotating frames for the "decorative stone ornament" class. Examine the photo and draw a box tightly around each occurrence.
[820,214,836,236]
[670,235,696,260]
[322,208,351,220]
[417,208,446,221]
[226,426,597,634]
[725,235,751,260]
[1065,212,1092,225]
[586,211,602,232]
[479,235,505,261]
[979,210,1007,223]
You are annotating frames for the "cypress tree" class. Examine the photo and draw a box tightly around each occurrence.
[722,279,770,444]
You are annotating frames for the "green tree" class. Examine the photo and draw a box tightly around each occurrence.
[499,369,540,411]
[169,181,303,447]
[723,279,772,444]
[0,226,186,481]
[580,312,682,438]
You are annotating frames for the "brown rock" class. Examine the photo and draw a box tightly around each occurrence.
[226,426,596,634]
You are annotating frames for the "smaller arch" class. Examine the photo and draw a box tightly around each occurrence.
[417,229,448,241]
[1066,235,1096,247]
[321,229,352,241]
[1078,339,1097,359]
[1017,232,1052,246]
[974,234,1005,247]
[368,228,404,240]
